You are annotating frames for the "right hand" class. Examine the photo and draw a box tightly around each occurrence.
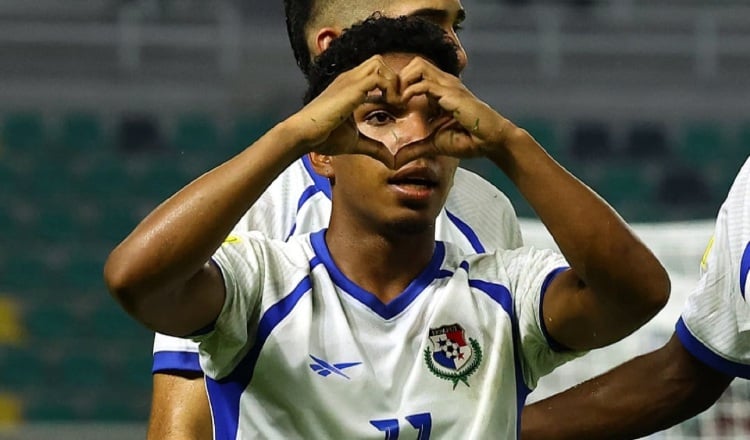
[290,55,403,167]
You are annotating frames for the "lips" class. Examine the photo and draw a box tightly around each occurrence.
[387,166,439,188]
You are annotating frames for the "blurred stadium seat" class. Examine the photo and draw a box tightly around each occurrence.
[568,120,614,161]
[173,112,220,153]
[60,112,104,151]
[2,112,45,151]
[624,122,672,161]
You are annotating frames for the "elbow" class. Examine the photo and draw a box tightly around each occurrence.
[103,249,148,317]
[641,262,671,319]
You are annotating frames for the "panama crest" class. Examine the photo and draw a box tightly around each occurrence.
[423,323,482,389]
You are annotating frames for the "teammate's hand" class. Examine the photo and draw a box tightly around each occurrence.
[292,55,402,167]
[393,57,515,167]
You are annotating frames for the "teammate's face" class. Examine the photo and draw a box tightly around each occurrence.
[381,0,467,71]
[328,53,459,235]
[313,0,468,72]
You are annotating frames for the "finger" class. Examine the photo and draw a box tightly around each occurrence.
[399,56,457,89]
[356,133,396,169]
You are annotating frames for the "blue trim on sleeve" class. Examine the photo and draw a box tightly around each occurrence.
[675,317,750,379]
[302,155,332,199]
[205,276,313,440]
[538,267,571,352]
[310,229,446,320]
[152,351,202,374]
[444,209,485,253]
[463,275,531,428]
[740,241,750,299]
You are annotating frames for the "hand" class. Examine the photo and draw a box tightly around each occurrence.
[291,55,402,167]
[392,57,515,166]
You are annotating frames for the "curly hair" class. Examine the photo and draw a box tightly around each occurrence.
[283,0,314,75]
[304,15,460,104]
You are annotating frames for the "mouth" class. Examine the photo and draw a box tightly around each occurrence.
[387,166,440,188]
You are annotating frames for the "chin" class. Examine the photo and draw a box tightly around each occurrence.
[387,217,435,235]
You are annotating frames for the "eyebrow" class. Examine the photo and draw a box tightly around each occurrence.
[409,7,466,24]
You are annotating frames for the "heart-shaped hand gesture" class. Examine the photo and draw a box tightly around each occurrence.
[290,54,515,169]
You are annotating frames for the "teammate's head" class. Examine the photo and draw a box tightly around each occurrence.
[283,0,467,77]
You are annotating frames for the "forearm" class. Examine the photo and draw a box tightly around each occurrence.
[522,335,733,440]
[104,118,308,332]
[487,126,669,343]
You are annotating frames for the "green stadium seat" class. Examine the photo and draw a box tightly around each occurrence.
[231,113,276,150]
[24,304,83,341]
[624,122,672,160]
[25,398,78,421]
[517,118,560,156]
[60,352,109,388]
[678,121,726,167]
[1,252,53,291]
[594,164,654,205]
[568,120,614,162]
[173,113,220,153]
[0,348,46,390]
[2,112,45,151]
[88,303,149,340]
[60,112,104,151]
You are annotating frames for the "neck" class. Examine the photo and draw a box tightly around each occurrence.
[324,219,436,304]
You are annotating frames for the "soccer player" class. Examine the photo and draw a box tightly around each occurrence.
[148,1,517,438]
[106,15,670,439]
[521,156,750,439]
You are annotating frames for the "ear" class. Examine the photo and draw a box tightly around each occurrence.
[313,27,340,56]
[307,152,335,178]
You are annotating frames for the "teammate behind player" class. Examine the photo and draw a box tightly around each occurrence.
[522,156,750,440]
[106,16,669,438]
[148,1,516,438]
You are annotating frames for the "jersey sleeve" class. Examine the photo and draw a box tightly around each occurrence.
[444,167,523,251]
[152,333,201,373]
[191,232,268,380]
[677,156,750,379]
[501,246,584,389]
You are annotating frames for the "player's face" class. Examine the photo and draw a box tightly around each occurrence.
[381,0,467,71]
[330,53,459,235]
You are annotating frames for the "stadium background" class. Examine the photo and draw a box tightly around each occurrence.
[0,0,748,438]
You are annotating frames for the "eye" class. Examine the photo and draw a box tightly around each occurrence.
[364,111,394,126]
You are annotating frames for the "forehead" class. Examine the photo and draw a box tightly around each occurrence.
[381,0,464,21]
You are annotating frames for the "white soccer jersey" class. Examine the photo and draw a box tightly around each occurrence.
[195,229,578,439]
[152,157,523,373]
[677,156,750,379]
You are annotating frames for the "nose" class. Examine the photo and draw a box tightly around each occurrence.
[386,113,436,154]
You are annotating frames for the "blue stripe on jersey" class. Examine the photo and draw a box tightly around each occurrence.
[740,242,750,299]
[310,229,446,320]
[465,276,531,432]
[152,351,201,374]
[675,317,750,379]
[302,155,332,199]
[444,209,485,253]
[285,184,321,240]
[538,267,570,352]
[205,276,313,440]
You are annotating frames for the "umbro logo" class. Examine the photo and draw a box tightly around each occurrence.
[308,354,361,379]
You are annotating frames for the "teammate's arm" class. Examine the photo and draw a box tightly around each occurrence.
[148,372,212,440]
[521,334,733,440]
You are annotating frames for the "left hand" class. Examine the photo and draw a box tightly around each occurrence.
[392,57,516,167]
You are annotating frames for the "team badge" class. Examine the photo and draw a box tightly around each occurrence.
[423,323,482,389]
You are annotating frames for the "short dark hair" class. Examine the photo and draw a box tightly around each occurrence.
[283,0,314,76]
[304,15,460,104]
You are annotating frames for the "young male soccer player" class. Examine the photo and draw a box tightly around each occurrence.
[148,1,517,438]
[107,16,670,438]
[522,156,750,440]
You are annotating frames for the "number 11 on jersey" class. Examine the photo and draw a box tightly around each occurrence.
[370,413,432,439]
